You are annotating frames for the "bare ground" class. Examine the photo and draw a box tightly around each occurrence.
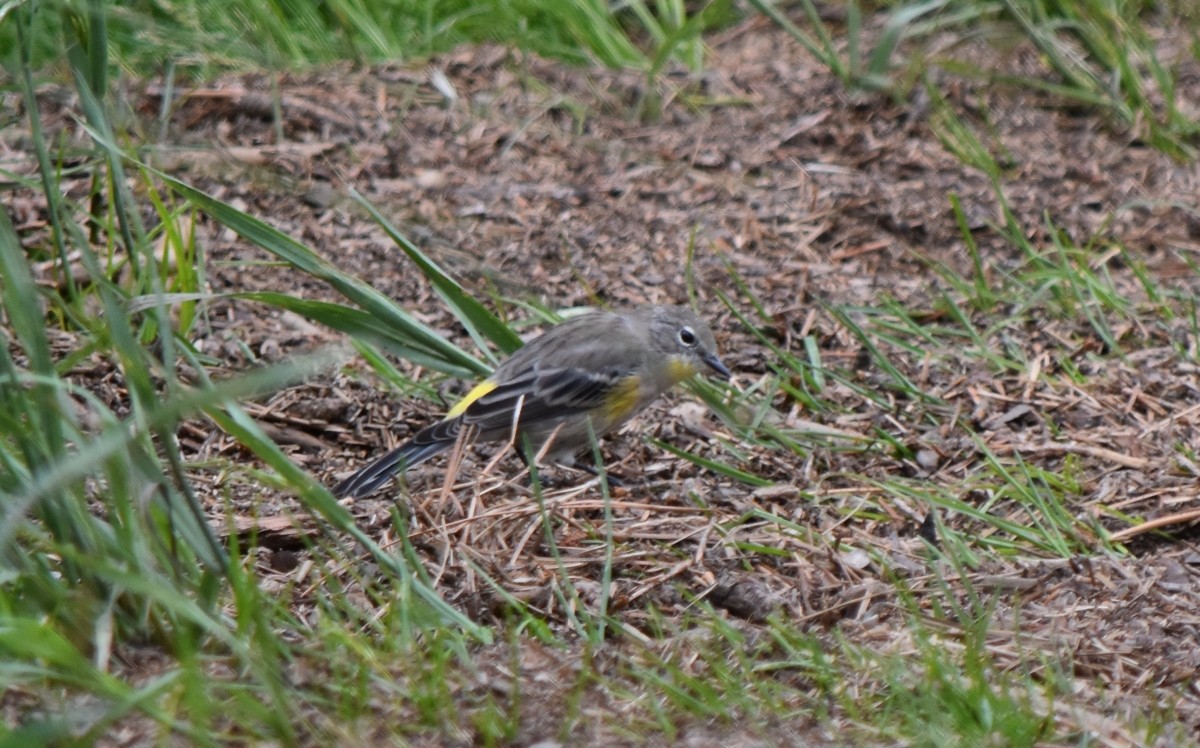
[7,13,1200,746]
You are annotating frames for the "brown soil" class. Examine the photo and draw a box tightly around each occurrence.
[7,13,1200,746]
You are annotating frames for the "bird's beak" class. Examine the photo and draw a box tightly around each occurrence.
[702,352,732,380]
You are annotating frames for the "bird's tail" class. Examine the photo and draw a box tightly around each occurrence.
[332,418,462,498]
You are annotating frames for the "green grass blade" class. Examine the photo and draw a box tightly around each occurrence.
[351,190,522,357]
[238,291,483,377]
[0,202,64,466]
[159,174,488,377]
[203,400,492,641]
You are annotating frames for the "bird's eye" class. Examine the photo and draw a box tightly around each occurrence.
[677,326,697,347]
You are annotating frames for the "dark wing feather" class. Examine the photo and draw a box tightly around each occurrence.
[460,365,633,434]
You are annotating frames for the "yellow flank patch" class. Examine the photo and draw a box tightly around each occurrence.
[666,356,699,383]
[603,375,644,422]
[447,379,498,417]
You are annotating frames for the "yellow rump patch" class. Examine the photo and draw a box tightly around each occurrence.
[447,379,499,418]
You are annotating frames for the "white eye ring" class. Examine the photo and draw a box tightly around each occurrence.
[678,326,697,347]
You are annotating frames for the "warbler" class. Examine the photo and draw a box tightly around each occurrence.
[333,305,730,498]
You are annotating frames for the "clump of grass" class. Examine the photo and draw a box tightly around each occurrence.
[4,0,731,82]
[3,9,489,742]
[752,0,1198,157]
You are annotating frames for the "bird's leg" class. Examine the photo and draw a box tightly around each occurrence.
[513,436,558,490]
[574,461,625,488]
[512,442,624,488]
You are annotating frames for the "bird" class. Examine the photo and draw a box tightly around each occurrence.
[332,304,730,498]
